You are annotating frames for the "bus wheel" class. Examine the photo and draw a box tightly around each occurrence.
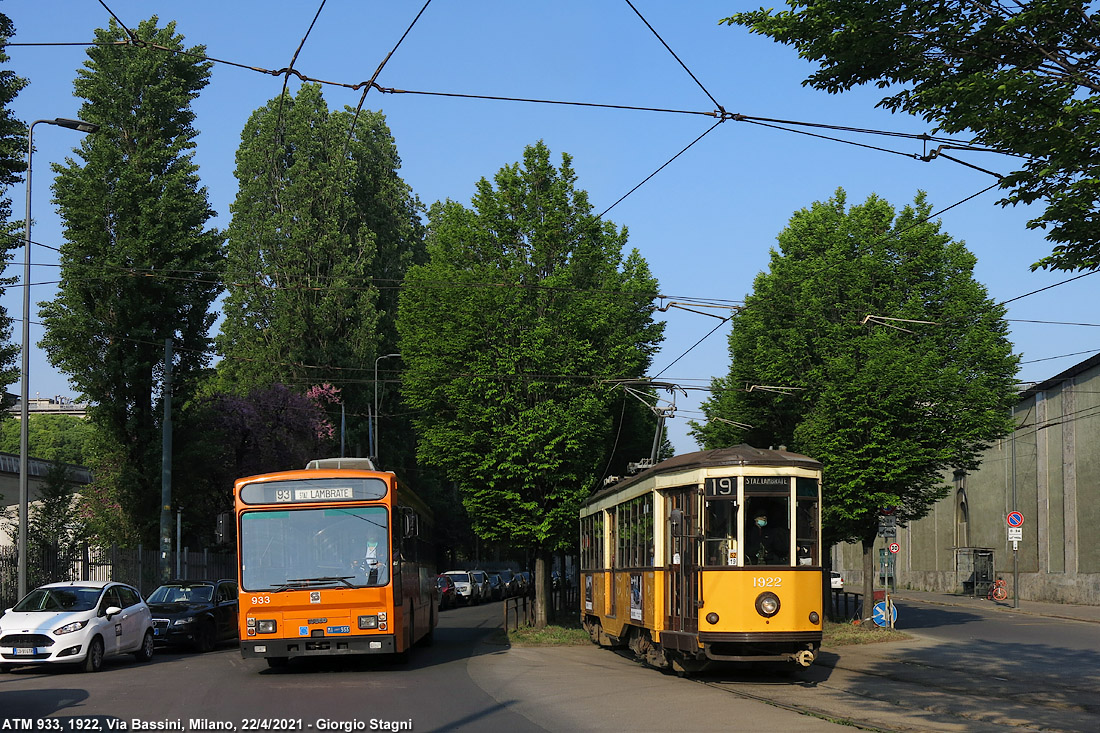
[266,657,289,669]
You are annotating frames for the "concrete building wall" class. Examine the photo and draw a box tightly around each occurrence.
[833,354,1100,606]
[0,452,92,545]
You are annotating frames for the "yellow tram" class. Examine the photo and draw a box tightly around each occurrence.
[579,444,824,673]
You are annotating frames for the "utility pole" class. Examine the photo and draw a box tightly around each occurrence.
[1011,403,1019,609]
[160,338,173,582]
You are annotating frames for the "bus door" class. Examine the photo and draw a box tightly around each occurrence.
[665,489,698,633]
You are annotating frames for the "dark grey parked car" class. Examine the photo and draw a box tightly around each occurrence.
[146,579,238,652]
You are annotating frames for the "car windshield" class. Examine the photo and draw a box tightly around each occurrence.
[13,586,102,613]
[447,573,470,582]
[148,584,214,603]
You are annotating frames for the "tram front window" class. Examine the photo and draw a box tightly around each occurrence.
[704,500,738,566]
[745,497,790,566]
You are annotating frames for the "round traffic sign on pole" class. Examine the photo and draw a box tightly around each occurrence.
[888,542,900,554]
[873,601,898,627]
[1007,511,1024,527]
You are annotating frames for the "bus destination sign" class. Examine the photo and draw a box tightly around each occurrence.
[239,477,388,505]
[279,487,355,502]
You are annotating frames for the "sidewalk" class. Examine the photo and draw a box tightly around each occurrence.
[889,588,1100,625]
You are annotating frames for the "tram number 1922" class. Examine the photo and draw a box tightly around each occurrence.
[752,576,782,588]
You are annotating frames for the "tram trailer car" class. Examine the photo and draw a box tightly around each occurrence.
[580,444,824,674]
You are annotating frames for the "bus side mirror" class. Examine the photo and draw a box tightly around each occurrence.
[403,509,418,538]
[670,509,683,536]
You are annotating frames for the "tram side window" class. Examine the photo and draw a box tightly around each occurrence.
[580,514,604,570]
[744,496,790,566]
[615,494,653,569]
[796,477,820,566]
[704,499,738,566]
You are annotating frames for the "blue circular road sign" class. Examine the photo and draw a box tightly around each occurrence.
[873,601,898,627]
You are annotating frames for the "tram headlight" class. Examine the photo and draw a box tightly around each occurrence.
[754,592,781,618]
[809,611,820,625]
[256,619,277,634]
[705,612,719,625]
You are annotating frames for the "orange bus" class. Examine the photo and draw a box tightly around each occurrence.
[234,457,436,668]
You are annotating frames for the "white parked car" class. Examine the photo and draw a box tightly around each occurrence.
[830,571,844,590]
[0,580,155,672]
[442,571,480,605]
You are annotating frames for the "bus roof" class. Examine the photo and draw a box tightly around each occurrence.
[305,457,377,471]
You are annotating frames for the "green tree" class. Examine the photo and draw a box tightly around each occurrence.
[215,84,424,460]
[0,413,95,465]
[0,10,27,405]
[723,1,1100,272]
[39,18,223,543]
[398,142,664,624]
[692,189,1018,617]
[170,383,336,547]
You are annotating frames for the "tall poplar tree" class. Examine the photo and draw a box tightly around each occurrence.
[40,18,223,541]
[692,189,1018,618]
[398,142,664,625]
[0,10,27,406]
[216,84,424,459]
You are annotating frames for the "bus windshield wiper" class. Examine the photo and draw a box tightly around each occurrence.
[271,576,356,592]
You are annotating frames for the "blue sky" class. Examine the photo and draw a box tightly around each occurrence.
[4,1,1096,454]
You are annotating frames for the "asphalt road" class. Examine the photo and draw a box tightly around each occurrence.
[2,594,1098,732]
[0,600,849,733]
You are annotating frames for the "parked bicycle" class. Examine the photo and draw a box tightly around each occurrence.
[986,576,1008,601]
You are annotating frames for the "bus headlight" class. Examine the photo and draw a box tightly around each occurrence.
[358,615,379,629]
[755,592,781,618]
[256,619,277,634]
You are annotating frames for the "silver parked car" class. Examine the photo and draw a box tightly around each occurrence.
[468,570,492,602]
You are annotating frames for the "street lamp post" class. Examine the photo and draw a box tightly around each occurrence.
[18,118,98,599]
[373,353,400,465]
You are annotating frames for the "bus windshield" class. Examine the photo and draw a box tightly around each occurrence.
[240,505,389,591]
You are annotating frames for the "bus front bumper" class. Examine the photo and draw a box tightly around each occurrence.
[241,634,396,659]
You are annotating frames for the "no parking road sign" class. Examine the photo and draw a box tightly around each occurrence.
[1007,511,1024,527]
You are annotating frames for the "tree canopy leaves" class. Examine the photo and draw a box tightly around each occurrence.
[398,142,664,553]
[39,17,223,541]
[0,11,26,404]
[723,1,1100,271]
[215,83,424,457]
[692,189,1019,548]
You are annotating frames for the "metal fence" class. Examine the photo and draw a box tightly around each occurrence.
[0,544,236,610]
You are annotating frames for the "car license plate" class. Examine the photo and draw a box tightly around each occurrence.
[14,647,36,656]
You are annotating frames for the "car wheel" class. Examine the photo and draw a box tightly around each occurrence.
[82,636,104,673]
[134,629,155,662]
[196,621,216,653]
